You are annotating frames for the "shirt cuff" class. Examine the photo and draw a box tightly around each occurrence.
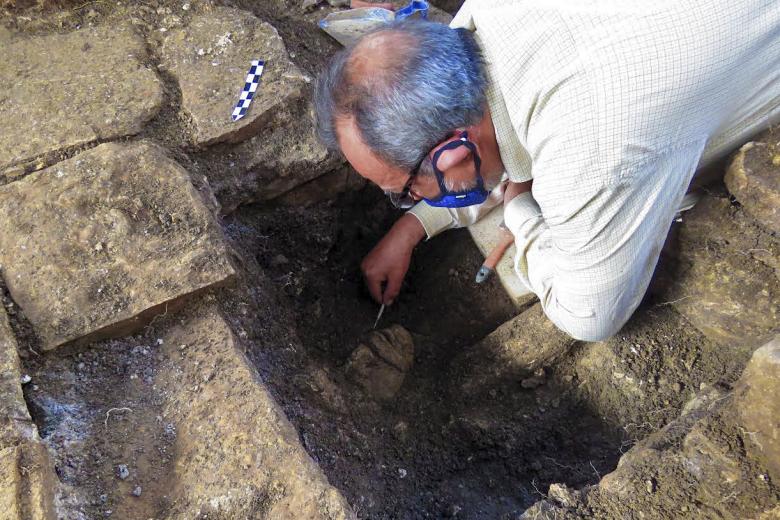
[504,191,542,236]
[407,202,455,239]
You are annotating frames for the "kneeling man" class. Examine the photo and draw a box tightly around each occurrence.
[314,0,780,340]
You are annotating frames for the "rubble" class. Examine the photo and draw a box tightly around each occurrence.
[0,24,162,176]
[668,196,779,348]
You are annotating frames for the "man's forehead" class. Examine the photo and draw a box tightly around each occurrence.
[335,116,408,188]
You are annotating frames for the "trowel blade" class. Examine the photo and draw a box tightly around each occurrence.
[373,303,385,329]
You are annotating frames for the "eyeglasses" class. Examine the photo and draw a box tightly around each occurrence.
[384,153,427,210]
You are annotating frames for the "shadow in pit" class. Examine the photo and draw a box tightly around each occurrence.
[223,188,624,519]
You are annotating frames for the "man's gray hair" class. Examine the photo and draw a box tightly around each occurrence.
[314,20,487,170]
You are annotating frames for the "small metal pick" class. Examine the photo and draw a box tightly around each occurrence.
[373,303,385,329]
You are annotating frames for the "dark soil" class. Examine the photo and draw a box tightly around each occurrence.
[220,189,626,519]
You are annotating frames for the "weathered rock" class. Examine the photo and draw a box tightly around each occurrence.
[345,325,414,401]
[735,335,780,482]
[156,304,354,519]
[0,306,35,446]
[451,304,575,397]
[204,101,347,213]
[0,142,235,349]
[0,24,162,175]
[161,7,308,146]
[0,441,58,520]
[522,380,780,519]
[725,129,780,233]
[668,196,779,347]
[0,310,57,519]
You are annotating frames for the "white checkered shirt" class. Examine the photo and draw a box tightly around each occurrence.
[409,0,780,340]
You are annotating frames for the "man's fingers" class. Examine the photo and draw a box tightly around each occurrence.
[383,272,403,305]
[365,272,386,304]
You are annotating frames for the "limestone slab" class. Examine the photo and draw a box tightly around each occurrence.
[161,7,308,146]
[156,303,354,519]
[0,442,57,520]
[736,335,780,482]
[207,101,345,213]
[468,206,537,309]
[0,25,162,175]
[725,129,780,234]
[0,306,36,447]
[0,141,235,350]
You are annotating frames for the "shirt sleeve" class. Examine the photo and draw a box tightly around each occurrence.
[504,139,706,341]
[407,180,506,239]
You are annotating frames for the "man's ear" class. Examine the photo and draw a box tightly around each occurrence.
[433,142,472,173]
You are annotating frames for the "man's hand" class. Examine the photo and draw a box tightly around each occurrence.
[361,213,426,305]
[503,180,533,206]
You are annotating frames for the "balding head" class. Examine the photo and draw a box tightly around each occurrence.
[314,19,487,171]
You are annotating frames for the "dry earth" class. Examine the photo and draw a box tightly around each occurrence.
[0,1,778,519]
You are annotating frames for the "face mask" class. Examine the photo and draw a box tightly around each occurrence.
[423,132,489,208]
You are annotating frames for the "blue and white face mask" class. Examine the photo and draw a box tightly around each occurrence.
[423,132,489,208]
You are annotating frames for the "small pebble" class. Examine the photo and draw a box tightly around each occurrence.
[20,374,31,385]
[132,485,142,497]
[398,468,407,478]
[182,2,190,10]
[117,464,130,480]
[645,478,656,493]
[156,338,164,345]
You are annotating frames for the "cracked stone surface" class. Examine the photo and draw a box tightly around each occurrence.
[0,24,163,177]
[0,306,36,447]
[0,306,57,519]
[157,303,354,519]
[161,7,308,146]
[0,141,235,350]
[725,129,780,234]
[736,335,780,483]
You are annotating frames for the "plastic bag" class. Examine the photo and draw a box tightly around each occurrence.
[319,1,429,46]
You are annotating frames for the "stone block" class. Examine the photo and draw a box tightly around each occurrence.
[669,196,778,347]
[345,325,414,401]
[205,101,346,213]
[0,306,36,447]
[156,304,354,519]
[0,441,57,520]
[0,141,235,349]
[725,130,780,234]
[451,303,575,397]
[0,24,162,175]
[161,7,308,146]
[736,335,780,482]
[468,206,537,309]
